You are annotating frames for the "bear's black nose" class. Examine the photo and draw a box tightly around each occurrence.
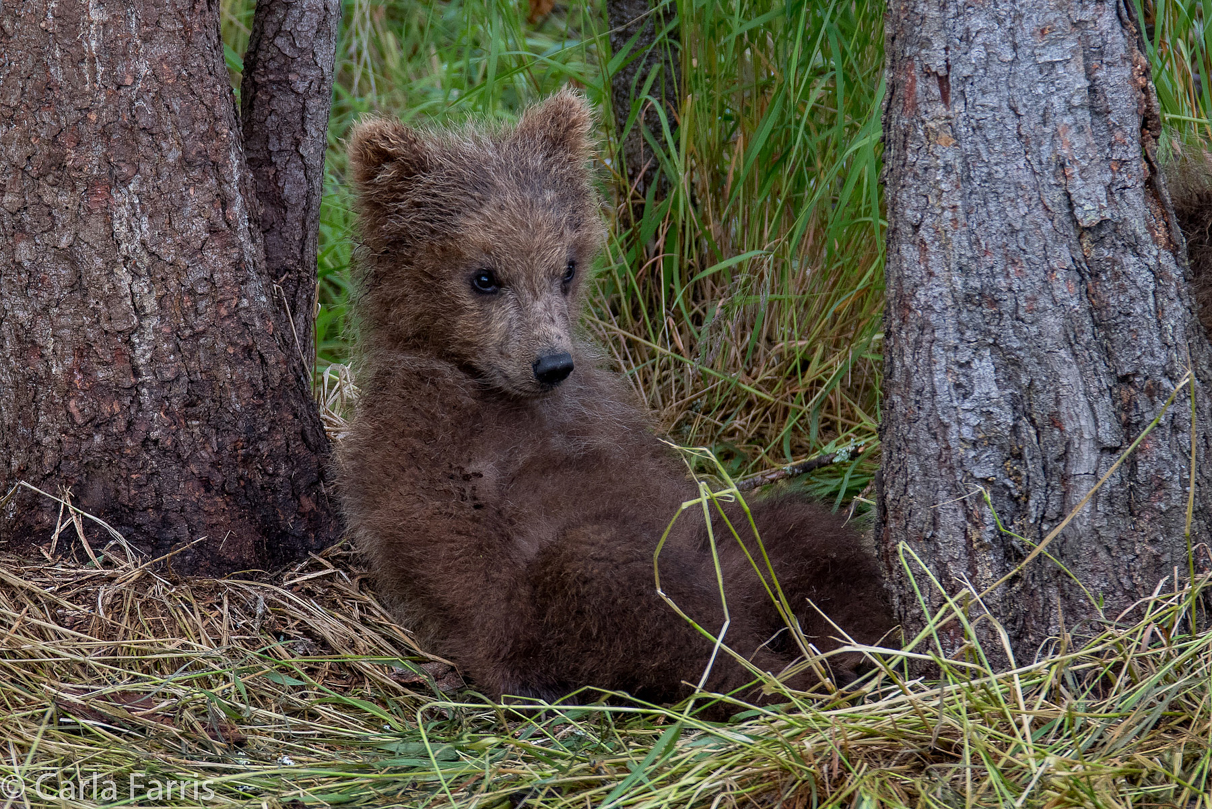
[532,352,574,387]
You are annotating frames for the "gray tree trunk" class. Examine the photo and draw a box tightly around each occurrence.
[0,0,340,574]
[241,0,341,379]
[878,0,1212,663]
[606,0,680,213]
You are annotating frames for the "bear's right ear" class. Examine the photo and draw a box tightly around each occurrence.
[347,118,431,190]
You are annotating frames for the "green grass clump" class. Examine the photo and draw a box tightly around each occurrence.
[591,0,885,493]
[1141,0,1212,145]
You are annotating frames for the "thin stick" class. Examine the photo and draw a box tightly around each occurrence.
[735,445,865,491]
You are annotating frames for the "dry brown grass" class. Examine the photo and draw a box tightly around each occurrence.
[0,530,1207,807]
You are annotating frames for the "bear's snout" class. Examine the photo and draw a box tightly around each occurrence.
[532,352,574,387]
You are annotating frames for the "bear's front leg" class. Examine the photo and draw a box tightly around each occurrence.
[355,495,574,702]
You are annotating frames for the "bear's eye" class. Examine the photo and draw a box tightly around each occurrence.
[471,269,500,294]
[562,260,576,285]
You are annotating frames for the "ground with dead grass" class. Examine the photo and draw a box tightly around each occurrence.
[0,529,1207,807]
[2,2,1210,807]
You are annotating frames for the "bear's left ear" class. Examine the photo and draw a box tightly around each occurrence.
[512,89,594,159]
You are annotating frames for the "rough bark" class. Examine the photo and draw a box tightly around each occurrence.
[0,0,339,574]
[878,0,1212,663]
[606,0,680,211]
[240,0,341,379]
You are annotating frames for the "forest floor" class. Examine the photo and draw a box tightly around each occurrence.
[1,451,1209,808]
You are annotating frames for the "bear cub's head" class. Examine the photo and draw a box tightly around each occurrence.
[348,90,605,398]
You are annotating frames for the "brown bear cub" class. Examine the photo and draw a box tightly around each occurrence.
[338,90,894,710]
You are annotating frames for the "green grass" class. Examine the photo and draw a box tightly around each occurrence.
[1141,0,1212,146]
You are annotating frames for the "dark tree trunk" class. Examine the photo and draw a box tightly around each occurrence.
[878,0,1212,663]
[241,0,341,379]
[606,0,681,213]
[0,0,340,574]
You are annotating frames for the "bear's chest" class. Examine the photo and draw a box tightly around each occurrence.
[457,407,614,555]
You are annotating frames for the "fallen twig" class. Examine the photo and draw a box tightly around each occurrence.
[735,445,865,492]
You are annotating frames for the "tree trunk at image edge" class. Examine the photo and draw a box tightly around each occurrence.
[878,0,1212,663]
[0,0,341,574]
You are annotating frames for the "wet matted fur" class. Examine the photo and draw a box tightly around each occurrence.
[337,90,894,709]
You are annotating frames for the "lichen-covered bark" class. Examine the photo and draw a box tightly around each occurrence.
[241,0,340,377]
[606,0,680,211]
[879,0,1212,662]
[0,0,339,574]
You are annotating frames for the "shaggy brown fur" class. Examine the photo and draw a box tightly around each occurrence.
[337,90,894,709]
[1167,149,1212,334]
